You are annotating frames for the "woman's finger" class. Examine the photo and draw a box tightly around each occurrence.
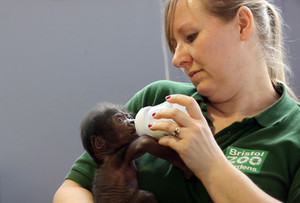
[165,94,205,120]
[158,135,182,151]
[149,120,183,138]
[153,107,191,127]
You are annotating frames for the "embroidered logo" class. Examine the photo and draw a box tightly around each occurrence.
[225,146,268,173]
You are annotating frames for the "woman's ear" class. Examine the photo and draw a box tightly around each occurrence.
[236,6,254,41]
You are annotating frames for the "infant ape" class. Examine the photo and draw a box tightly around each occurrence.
[81,103,193,203]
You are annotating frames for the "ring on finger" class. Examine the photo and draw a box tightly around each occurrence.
[173,127,181,137]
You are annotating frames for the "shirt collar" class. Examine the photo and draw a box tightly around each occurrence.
[191,83,299,128]
[254,83,299,127]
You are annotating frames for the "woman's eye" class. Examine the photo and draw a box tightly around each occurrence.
[186,33,198,43]
[170,39,177,50]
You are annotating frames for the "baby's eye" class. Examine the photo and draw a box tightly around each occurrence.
[186,33,198,43]
[117,117,124,123]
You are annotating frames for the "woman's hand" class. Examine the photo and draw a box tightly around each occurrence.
[149,94,282,203]
[149,94,227,179]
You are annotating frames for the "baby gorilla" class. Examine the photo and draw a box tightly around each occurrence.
[81,103,193,203]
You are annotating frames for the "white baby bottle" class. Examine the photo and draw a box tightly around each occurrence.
[134,101,188,138]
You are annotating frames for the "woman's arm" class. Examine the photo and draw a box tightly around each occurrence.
[197,155,281,203]
[53,179,93,203]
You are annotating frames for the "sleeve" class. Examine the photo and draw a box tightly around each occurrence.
[65,151,96,191]
[287,166,300,203]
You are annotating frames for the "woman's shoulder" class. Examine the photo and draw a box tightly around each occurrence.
[143,80,196,95]
[126,80,199,114]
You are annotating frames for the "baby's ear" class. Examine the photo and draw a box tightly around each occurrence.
[91,135,107,152]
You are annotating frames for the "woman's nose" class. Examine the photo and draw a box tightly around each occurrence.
[172,44,192,69]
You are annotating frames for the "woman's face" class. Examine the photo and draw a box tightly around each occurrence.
[171,0,249,102]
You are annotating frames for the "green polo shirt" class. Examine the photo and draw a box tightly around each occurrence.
[66,80,300,202]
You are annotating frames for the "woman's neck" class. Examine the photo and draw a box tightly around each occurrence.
[206,82,280,134]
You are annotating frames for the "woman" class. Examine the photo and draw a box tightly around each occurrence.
[54,0,300,202]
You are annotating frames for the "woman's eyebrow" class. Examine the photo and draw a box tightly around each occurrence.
[175,22,198,36]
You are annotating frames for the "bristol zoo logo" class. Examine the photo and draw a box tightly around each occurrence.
[225,146,269,173]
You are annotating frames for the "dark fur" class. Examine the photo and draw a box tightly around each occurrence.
[81,103,193,203]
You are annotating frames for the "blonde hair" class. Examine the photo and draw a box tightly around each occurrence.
[165,0,297,99]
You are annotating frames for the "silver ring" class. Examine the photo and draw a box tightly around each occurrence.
[173,127,180,137]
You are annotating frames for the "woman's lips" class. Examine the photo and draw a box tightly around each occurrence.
[188,70,203,78]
